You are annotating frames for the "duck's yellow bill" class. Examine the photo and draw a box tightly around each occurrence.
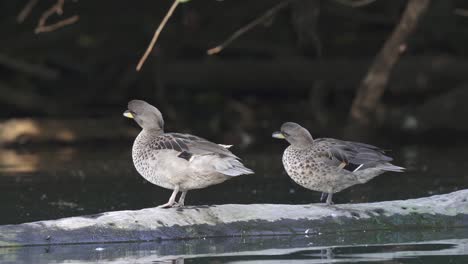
[123,110,134,119]
[272,131,285,139]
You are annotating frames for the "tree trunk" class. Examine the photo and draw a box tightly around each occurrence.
[349,0,431,126]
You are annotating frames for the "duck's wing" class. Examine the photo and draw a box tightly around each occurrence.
[315,138,400,172]
[145,133,251,176]
[169,133,252,176]
[166,133,239,159]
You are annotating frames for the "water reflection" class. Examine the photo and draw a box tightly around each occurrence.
[0,147,75,173]
[0,229,467,264]
[0,149,40,173]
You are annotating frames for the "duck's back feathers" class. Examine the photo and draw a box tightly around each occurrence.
[316,138,404,172]
[169,133,239,159]
[142,133,237,158]
[140,132,252,177]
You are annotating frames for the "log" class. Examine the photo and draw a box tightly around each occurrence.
[0,189,467,247]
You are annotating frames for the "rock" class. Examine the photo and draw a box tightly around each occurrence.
[0,190,467,247]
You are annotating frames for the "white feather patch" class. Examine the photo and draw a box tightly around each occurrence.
[218,144,233,149]
[353,164,364,172]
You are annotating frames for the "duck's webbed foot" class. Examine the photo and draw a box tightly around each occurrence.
[157,201,180,208]
[157,187,180,209]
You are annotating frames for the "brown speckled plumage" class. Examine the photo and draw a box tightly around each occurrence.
[273,122,404,205]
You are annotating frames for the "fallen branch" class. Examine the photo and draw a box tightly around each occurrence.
[207,0,292,55]
[136,0,180,71]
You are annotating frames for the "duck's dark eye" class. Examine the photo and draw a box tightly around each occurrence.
[282,132,289,137]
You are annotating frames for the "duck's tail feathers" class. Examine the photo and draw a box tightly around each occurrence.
[380,163,405,172]
[215,158,254,176]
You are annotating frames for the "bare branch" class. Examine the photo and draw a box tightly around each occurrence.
[17,0,39,23]
[35,15,79,33]
[136,0,180,71]
[332,0,378,8]
[37,0,65,28]
[207,0,292,55]
[35,0,78,34]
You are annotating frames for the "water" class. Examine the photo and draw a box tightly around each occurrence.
[1,229,468,263]
[1,142,468,262]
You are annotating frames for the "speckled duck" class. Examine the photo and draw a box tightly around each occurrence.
[124,100,253,208]
[273,122,404,205]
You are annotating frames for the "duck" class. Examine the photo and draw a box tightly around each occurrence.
[124,100,253,208]
[273,122,404,205]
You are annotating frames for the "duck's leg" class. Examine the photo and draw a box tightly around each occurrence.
[158,186,179,208]
[326,193,334,205]
[176,191,187,207]
[320,192,328,202]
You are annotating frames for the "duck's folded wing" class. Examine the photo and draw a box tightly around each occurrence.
[317,138,394,172]
[168,133,239,159]
[169,133,253,176]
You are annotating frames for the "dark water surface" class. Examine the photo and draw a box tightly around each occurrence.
[1,142,468,262]
[1,229,468,263]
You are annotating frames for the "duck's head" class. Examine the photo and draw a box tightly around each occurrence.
[272,122,313,146]
[124,100,164,132]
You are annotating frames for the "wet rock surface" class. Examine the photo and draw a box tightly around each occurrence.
[1,189,467,247]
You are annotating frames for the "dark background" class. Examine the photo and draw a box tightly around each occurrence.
[1,0,468,225]
[1,0,468,143]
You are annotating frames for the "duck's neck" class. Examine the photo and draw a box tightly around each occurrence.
[135,129,164,144]
[289,135,314,148]
[290,141,313,149]
[141,128,164,136]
